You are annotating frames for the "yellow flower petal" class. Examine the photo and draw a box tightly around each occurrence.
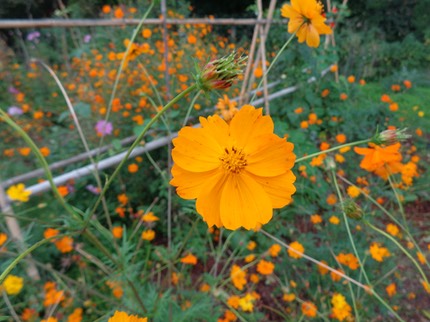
[220,174,273,230]
[249,171,296,208]
[246,135,295,177]
[170,166,219,200]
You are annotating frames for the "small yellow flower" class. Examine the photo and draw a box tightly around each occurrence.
[2,275,24,295]
[256,259,275,275]
[108,311,147,322]
[288,241,304,259]
[301,301,317,317]
[417,252,427,265]
[329,216,340,225]
[231,265,247,290]
[268,244,282,257]
[180,253,198,265]
[141,229,155,241]
[386,283,397,297]
[6,184,31,202]
[310,214,323,224]
[283,293,296,302]
[369,243,390,262]
[386,223,399,237]
[245,254,256,263]
[347,186,360,198]
[141,212,159,222]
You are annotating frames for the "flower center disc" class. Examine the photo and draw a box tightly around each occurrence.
[220,146,247,174]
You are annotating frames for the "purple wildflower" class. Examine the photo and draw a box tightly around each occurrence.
[83,34,92,43]
[95,120,113,137]
[7,106,23,116]
[27,31,41,42]
[8,86,20,94]
[86,184,100,195]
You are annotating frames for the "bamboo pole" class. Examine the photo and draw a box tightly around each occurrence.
[0,18,288,29]
[0,136,137,188]
[257,0,270,114]
[0,181,40,281]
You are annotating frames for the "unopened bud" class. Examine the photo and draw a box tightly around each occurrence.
[325,156,336,170]
[342,199,363,220]
[195,52,247,92]
[372,128,411,146]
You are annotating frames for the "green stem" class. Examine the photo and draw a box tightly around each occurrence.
[387,174,409,233]
[182,90,202,127]
[365,221,428,285]
[0,110,78,220]
[331,169,370,286]
[250,31,298,103]
[295,139,371,163]
[90,84,197,216]
[337,175,430,272]
[0,234,69,284]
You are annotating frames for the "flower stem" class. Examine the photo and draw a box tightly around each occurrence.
[261,229,406,322]
[0,110,77,220]
[0,234,70,284]
[260,229,369,291]
[337,175,430,272]
[295,139,371,163]
[331,169,371,285]
[89,84,197,217]
[365,220,429,285]
[250,30,298,103]
[387,173,409,233]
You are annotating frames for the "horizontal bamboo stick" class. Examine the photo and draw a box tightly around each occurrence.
[0,18,288,29]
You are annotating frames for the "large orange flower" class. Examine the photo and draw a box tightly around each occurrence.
[170,105,296,230]
[354,143,403,179]
[281,0,332,47]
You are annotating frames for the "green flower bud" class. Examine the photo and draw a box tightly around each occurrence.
[372,128,411,146]
[195,52,247,92]
[342,199,363,220]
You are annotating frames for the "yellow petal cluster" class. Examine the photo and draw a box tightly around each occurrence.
[108,311,147,322]
[281,0,332,47]
[6,183,31,202]
[171,105,296,230]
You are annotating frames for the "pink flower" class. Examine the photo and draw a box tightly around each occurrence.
[95,120,113,136]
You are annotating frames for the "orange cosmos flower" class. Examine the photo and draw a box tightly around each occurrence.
[301,301,318,317]
[336,133,346,144]
[386,283,396,297]
[281,0,332,48]
[268,243,282,257]
[336,253,359,270]
[141,229,155,241]
[54,236,74,253]
[369,242,390,262]
[380,94,392,103]
[108,311,147,322]
[170,105,296,230]
[403,80,412,89]
[386,223,399,237]
[180,253,198,265]
[310,214,322,224]
[231,265,247,290]
[331,293,352,321]
[112,227,123,239]
[288,241,304,259]
[256,259,275,275]
[354,143,403,179]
